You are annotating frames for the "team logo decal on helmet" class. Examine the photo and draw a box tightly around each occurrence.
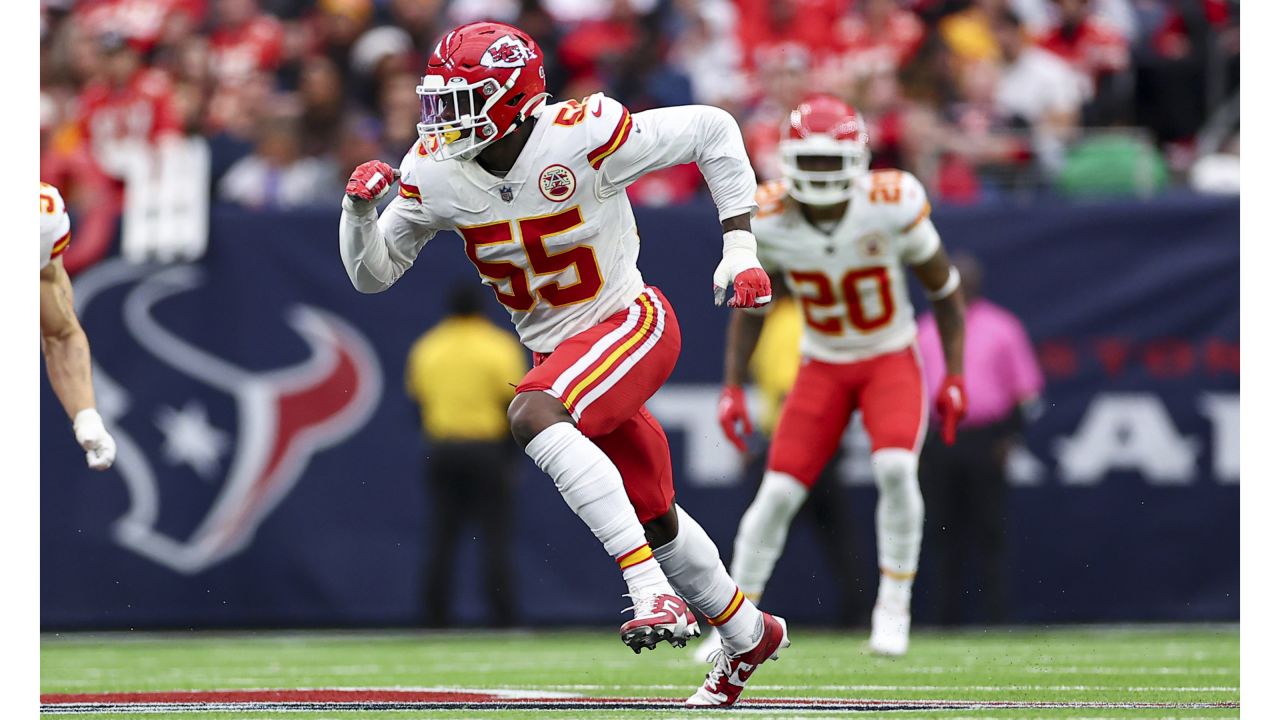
[539,164,576,202]
[481,35,534,68]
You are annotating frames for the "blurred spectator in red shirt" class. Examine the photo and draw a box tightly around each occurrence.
[738,0,849,71]
[209,0,285,85]
[825,0,925,82]
[78,33,184,178]
[742,43,813,180]
[75,0,205,53]
[1036,0,1131,124]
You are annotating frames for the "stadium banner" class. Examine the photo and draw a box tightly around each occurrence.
[41,194,1239,629]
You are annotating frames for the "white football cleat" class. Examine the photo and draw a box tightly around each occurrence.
[693,626,723,663]
[868,603,911,657]
[619,593,700,653]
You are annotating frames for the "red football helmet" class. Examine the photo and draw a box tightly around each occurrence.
[778,94,870,205]
[416,22,549,161]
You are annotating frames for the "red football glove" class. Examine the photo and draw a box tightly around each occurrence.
[345,160,399,204]
[727,267,773,309]
[935,375,967,446]
[717,384,753,453]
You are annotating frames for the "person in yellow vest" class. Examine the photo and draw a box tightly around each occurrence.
[405,285,529,627]
[743,297,864,624]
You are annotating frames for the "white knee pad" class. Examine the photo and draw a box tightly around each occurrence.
[731,470,809,598]
[871,448,924,577]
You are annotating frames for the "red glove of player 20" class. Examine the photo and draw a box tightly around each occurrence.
[935,375,967,446]
[718,384,753,453]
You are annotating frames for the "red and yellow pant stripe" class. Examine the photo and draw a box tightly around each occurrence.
[561,291,658,416]
[616,544,654,571]
[706,588,746,627]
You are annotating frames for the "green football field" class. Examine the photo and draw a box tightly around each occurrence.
[40,625,1239,719]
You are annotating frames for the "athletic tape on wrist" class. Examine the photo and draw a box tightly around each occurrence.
[722,229,757,255]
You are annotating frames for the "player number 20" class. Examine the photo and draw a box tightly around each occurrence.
[458,206,604,312]
[790,268,895,334]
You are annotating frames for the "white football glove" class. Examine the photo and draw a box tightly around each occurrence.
[73,408,117,471]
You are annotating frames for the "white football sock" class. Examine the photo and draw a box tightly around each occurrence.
[525,422,671,598]
[871,448,924,611]
[730,470,809,602]
[653,505,764,655]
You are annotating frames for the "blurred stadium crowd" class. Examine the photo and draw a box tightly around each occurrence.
[40,0,1239,258]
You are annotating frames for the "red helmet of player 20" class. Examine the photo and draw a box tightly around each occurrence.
[778,94,871,206]
[416,22,551,161]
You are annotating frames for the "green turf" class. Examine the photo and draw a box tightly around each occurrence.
[41,625,1239,719]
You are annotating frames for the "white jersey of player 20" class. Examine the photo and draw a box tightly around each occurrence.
[340,93,757,353]
[753,170,940,364]
[40,182,72,270]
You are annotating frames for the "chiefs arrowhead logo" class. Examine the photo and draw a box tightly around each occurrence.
[481,35,534,69]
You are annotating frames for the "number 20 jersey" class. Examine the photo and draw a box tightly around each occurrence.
[753,170,940,364]
[377,93,755,354]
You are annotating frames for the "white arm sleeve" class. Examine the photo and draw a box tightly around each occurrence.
[339,194,437,293]
[596,102,757,222]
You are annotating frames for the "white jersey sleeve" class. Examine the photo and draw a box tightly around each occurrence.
[339,146,440,293]
[40,183,72,270]
[588,94,757,222]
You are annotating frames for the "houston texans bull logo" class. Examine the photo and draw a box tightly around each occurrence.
[74,259,382,574]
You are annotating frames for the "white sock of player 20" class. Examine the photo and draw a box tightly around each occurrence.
[730,470,810,602]
[524,422,673,599]
[871,448,925,611]
[653,505,764,655]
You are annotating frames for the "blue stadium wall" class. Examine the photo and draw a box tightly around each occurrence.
[40,194,1239,629]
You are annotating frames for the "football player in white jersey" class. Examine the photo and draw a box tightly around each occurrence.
[338,22,786,706]
[702,94,968,659]
[40,183,117,471]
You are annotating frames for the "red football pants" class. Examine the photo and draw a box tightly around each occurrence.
[516,287,680,523]
[767,346,927,488]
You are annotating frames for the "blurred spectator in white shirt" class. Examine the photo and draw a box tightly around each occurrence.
[218,119,337,209]
[992,7,1084,174]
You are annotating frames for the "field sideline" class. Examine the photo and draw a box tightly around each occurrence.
[40,624,1239,718]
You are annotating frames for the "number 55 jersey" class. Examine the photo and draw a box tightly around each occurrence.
[752,170,940,364]
[341,92,757,354]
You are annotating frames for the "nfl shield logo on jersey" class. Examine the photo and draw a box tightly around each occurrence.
[539,164,576,202]
[500,185,514,202]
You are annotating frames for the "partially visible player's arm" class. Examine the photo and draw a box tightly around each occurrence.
[718,308,766,453]
[40,258,116,470]
[339,160,437,293]
[911,243,965,377]
[909,226,968,444]
[719,272,787,450]
[593,98,770,308]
